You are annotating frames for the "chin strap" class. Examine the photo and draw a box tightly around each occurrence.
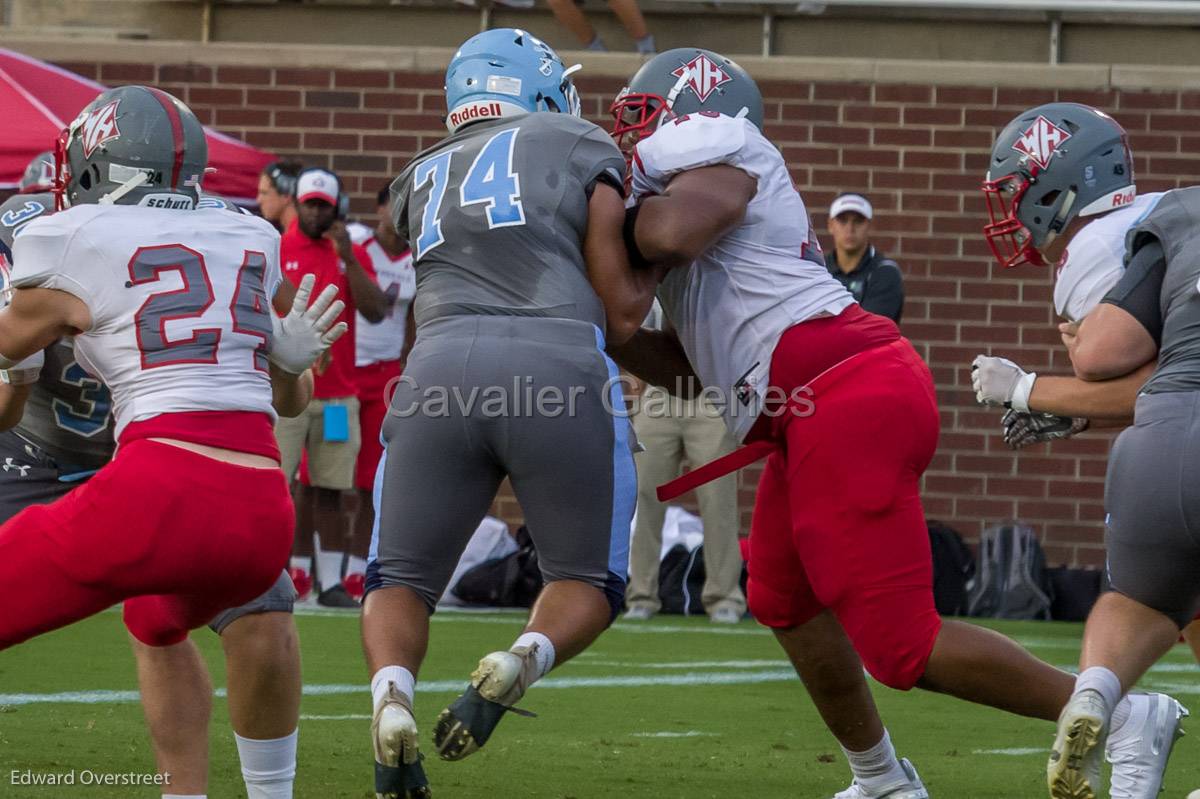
[98,171,150,205]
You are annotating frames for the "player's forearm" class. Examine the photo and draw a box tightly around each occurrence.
[606,328,701,398]
[270,364,313,418]
[340,245,389,323]
[0,384,31,432]
[1027,362,1152,421]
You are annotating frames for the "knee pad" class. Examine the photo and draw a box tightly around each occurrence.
[123,600,189,648]
[851,612,940,691]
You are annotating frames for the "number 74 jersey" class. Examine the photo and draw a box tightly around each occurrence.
[10,204,283,438]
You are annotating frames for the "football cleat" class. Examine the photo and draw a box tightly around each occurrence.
[1107,693,1188,799]
[433,647,538,761]
[623,605,654,621]
[288,567,312,601]
[318,583,360,608]
[832,758,929,799]
[1048,689,1108,799]
[372,681,430,799]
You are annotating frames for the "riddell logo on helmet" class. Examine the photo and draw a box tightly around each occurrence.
[81,100,121,159]
[1111,189,1135,208]
[449,102,503,129]
[671,54,731,103]
[1012,115,1072,170]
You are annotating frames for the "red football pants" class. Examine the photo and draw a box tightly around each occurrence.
[354,359,401,491]
[0,440,294,649]
[747,335,943,690]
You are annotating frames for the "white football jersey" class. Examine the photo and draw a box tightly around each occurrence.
[356,236,416,367]
[631,113,854,441]
[1054,192,1162,322]
[10,204,283,437]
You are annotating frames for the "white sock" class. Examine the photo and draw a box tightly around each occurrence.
[289,556,311,574]
[235,729,297,799]
[512,632,555,681]
[347,555,368,577]
[317,550,345,589]
[371,665,415,710]
[841,729,909,792]
[1074,666,1123,719]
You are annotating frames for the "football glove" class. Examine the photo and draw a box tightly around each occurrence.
[269,273,349,375]
[972,355,1036,411]
[1001,409,1089,450]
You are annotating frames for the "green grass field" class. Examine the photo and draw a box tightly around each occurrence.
[1,609,1197,798]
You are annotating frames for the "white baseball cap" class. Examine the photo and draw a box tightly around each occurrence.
[829,193,873,220]
[296,169,339,205]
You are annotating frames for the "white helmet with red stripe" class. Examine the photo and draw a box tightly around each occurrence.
[55,85,208,210]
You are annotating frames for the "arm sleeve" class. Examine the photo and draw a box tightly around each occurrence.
[862,261,905,323]
[1101,238,1166,345]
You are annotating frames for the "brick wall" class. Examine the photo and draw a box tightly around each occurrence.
[51,56,1200,565]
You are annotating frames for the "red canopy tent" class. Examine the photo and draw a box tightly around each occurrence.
[0,48,272,200]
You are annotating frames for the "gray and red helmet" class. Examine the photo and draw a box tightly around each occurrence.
[983,102,1134,268]
[55,85,208,209]
[609,47,763,153]
[18,151,55,194]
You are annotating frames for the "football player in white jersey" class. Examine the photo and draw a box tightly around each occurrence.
[971,103,1191,799]
[608,51,1171,799]
[0,86,346,798]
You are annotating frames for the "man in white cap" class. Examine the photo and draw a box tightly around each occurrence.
[277,167,388,607]
[824,192,905,322]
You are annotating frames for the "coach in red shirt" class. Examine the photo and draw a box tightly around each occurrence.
[276,167,387,605]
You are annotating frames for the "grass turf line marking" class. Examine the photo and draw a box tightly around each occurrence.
[631,731,719,738]
[0,669,798,707]
[973,748,1045,756]
[302,714,372,720]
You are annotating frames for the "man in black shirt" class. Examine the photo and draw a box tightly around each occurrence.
[824,193,904,322]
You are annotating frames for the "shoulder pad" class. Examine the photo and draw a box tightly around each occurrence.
[635,113,748,181]
[0,193,54,253]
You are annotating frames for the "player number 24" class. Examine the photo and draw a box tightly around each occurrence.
[411,127,525,259]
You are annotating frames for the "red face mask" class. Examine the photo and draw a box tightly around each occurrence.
[981,170,1048,269]
[609,89,671,158]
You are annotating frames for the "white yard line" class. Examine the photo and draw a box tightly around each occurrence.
[0,669,798,707]
[973,748,1044,756]
[631,731,719,738]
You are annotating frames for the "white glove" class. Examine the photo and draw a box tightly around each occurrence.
[972,355,1036,411]
[0,348,44,385]
[269,273,349,375]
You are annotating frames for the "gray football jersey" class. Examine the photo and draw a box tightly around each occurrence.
[0,192,115,469]
[1124,186,1200,394]
[392,113,626,331]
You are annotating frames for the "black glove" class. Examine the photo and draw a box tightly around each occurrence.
[1001,409,1089,450]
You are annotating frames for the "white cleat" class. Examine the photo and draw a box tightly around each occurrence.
[1107,693,1188,799]
[372,681,430,799]
[832,758,930,799]
[433,647,538,761]
[1048,689,1108,799]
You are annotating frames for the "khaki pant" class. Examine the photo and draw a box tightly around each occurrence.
[275,395,361,490]
[627,387,745,615]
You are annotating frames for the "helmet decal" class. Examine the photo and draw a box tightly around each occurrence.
[670,54,731,103]
[1011,115,1072,170]
[80,100,121,159]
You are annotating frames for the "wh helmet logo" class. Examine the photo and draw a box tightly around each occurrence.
[671,54,731,103]
[80,100,122,158]
[1011,115,1072,170]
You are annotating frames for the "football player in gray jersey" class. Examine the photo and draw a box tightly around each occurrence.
[363,29,661,798]
[972,104,1191,799]
[0,184,305,799]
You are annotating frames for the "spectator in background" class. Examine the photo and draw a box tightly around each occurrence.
[343,184,417,599]
[624,302,745,624]
[257,158,304,232]
[276,168,388,607]
[824,192,905,322]
[546,0,656,54]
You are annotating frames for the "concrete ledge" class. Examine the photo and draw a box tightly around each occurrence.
[2,35,1199,91]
